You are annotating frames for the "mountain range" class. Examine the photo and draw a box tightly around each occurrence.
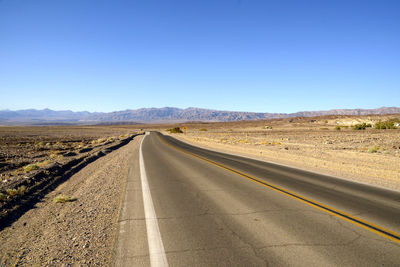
[0,107,399,125]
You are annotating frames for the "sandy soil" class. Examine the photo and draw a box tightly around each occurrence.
[165,115,400,191]
[0,135,141,266]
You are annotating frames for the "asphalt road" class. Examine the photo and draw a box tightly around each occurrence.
[114,132,400,266]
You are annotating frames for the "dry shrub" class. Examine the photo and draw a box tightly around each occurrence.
[0,192,8,201]
[24,164,39,172]
[6,186,27,197]
[53,194,77,203]
[37,160,51,167]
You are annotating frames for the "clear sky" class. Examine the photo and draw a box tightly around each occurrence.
[0,0,399,113]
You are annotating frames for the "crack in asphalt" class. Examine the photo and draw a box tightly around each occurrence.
[211,215,269,266]
[333,214,400,247]
[258,235,362,250]
[123,245,254,259]
[118,208,324,221]
[164,245,250,254]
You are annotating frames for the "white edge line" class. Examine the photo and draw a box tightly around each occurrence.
[140,133,169,267]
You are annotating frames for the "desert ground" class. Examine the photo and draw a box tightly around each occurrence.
[165,114,400,191]
[0,126,143,265]
[0,115,399,265]
[0,125,141,188]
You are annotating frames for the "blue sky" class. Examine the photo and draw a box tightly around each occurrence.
[0,0,399,113]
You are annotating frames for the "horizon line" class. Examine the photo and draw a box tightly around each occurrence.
[0,106,399,115]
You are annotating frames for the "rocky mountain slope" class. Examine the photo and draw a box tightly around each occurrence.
[0,107,399,125]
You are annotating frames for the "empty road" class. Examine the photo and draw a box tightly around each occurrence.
[114,132,400,266]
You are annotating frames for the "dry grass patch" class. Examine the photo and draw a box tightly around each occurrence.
[6,186,27,197]
[95,138,106,144]
[53,194,77,203]
[0,192,8,201]
[37,160,52,167]
[368,146,380,153]
[49,153,59,159]
[23,163,39,172]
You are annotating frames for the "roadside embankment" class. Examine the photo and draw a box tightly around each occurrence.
[0,133,141,228]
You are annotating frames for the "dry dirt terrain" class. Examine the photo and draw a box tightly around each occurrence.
[0,126,145,224]
[0,126,137,190]
[0,127,141,266]
[0,126,142,266]
[165,114,400,191]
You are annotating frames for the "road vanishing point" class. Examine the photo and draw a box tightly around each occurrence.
[114,132,400,266]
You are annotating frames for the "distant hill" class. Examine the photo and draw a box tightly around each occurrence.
[0,107,399,125]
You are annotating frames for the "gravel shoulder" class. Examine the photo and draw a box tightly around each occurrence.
[0,135,141,266]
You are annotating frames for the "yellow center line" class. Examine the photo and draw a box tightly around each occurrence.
[158,133,400,244]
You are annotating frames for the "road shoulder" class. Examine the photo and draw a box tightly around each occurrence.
[112,135,150,266]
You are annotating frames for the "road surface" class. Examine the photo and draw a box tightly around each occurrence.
[114,132,400,266]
